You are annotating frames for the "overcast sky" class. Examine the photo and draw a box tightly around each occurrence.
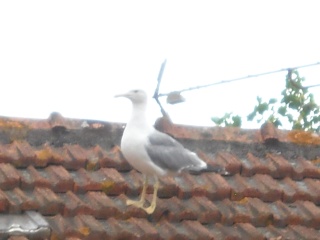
[1,1,319,128]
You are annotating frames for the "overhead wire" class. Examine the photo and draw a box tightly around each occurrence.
[157,61,320,98]
[153,61,320,117]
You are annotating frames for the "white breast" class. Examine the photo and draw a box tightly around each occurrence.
[121,129,166,176]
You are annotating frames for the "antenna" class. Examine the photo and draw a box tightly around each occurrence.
[153,59,169,118]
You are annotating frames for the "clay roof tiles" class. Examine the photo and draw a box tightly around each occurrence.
[0,113,319,239]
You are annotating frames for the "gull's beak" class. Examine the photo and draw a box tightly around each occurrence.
[114,92,129,98]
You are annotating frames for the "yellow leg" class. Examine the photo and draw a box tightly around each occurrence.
[144,176,159,214]
[126,175,148,208]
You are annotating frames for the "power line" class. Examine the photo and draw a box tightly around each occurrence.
[305,83,320,89]
[157,61,320,97]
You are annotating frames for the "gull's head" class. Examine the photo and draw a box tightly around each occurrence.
[115,89,148,104]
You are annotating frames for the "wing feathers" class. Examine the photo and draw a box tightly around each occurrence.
[145,130,206,172]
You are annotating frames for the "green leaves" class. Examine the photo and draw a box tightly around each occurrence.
[212,113,242,127]
[278,106,287,116]
[247,96,279,126]
[231,115,242,127]
[257,102,269,114]
[212,69,320,132]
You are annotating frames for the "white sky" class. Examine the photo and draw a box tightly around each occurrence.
[1,1,320,128]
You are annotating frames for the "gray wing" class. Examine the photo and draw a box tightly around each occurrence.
[145,130,206,172]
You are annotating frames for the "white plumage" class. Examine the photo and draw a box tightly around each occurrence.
[116,89,224,214]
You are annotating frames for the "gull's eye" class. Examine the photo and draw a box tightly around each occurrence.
[133,90,139,93]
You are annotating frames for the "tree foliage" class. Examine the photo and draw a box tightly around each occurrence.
[212,69,320,132]
[212,113,242,127]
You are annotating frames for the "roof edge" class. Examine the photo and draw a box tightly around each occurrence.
[155,117,320,146]
[0,113,319,146]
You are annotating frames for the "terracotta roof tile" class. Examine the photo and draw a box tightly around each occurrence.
[216,198,273,227]
[155,117,263,143]
[84,191,120,219]
[146,197,184,222]
[180,220,214,239]
[261,121,279,143]
[8,236,30,240]
[0,114,319,239]
[12,141,36,167]
[153,220,178,239]
[0,144,20,165]
[266,153,294,178]
[48,112,68,130]
[0,189,9,212]
[69,214,106,239]
[43,165,74,192]
[268,200,295,227]
[303,178,320,204]
[228,223,265,240]
[72,168,101,193]
[33,187,64,215]
[250,174,283,202]
[6,188,38,213]
[210,222,265,240]
[259,225,298,240]
[288,201,318,227]
[189,196,222,224]
[174,173,194,199]
[242,152,273,176]
[296,200,320,228]
[61,191,93,217]
[46,146,72,167]
[45,214,66,239]
[33,145,53,167]
[262,156,288,179]
[156,220,204,240]
[228,174,259,201]
[286,225,320,240]
[279,177,320,204]
[99,146,132,171]
[20,165,51,190]
[83,146,103,171]
[120,170,143,197]
[64,144,88,170]
[203,172,231,200]
[214,152,242,175]
[103,217,159,240]
[157,175,178,198]
[0,163,21,190]
[169,198,201,222]
[91,168,127,196]
[291,157,320,180]
[188,173,226,201]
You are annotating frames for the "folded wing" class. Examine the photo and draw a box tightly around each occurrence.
[145,130,207,173]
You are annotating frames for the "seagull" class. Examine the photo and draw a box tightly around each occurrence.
[115,89,228,214]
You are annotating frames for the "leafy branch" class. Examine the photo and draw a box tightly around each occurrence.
[212,69,320,132]
[212,113,242,127]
